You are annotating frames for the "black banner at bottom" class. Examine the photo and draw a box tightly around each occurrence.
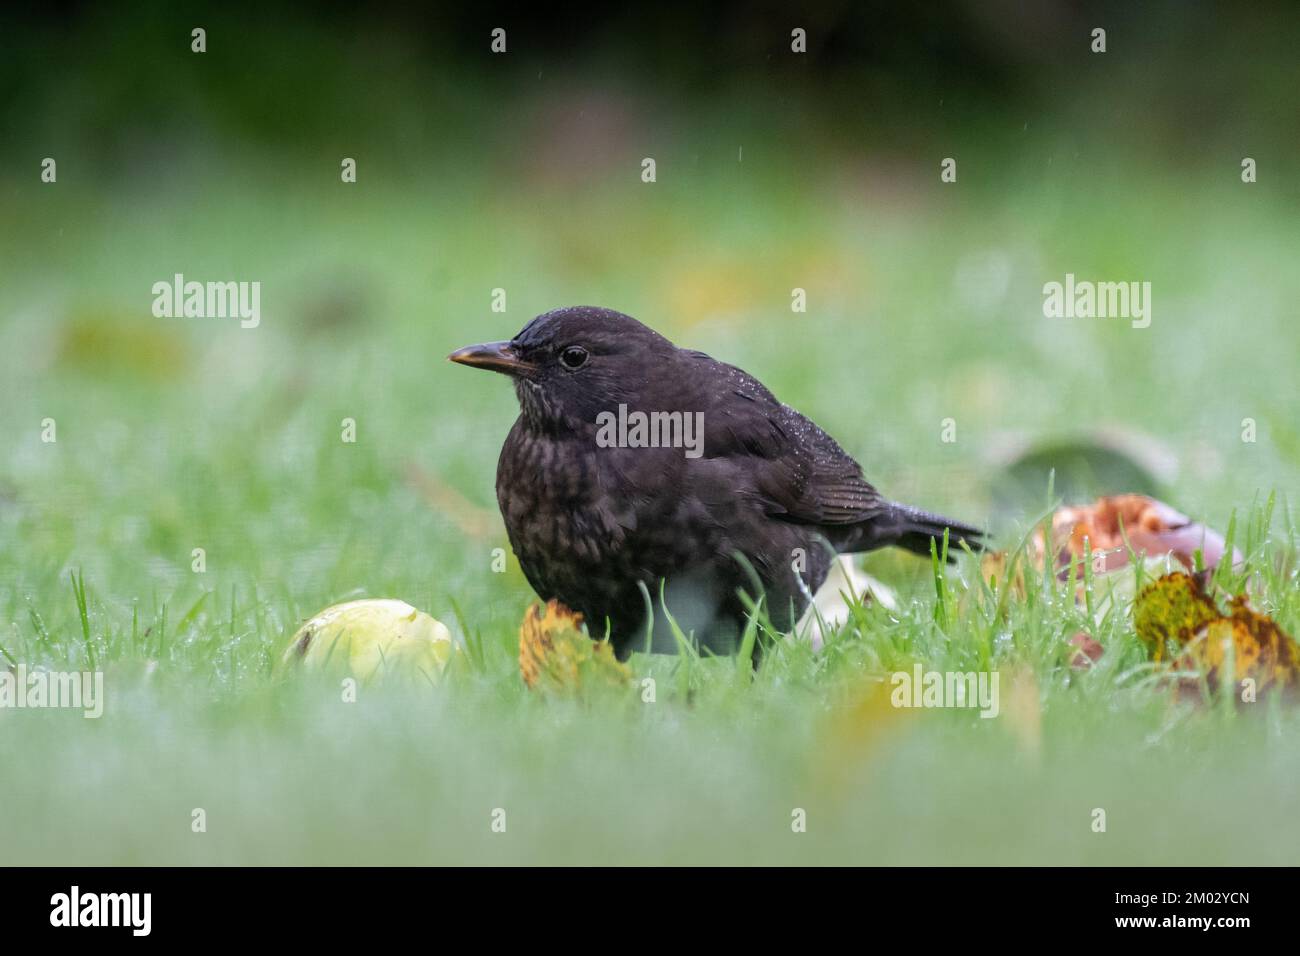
[0,866,1276,941]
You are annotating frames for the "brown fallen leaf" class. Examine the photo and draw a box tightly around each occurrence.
[1068,632,1104,669]
[405,463,498,540]
[1173,595,1300,698]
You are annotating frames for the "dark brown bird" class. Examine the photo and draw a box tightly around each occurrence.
[450,306,982,662]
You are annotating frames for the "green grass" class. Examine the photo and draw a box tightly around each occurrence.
[1,123,1298,864]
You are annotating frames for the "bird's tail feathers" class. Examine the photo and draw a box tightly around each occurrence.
[887,503,985,560]
[837,502,983,561]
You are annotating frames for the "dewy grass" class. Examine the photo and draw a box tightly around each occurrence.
[1,143,1298,863]
[0,517,1297,864]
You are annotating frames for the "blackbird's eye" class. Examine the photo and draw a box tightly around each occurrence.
[560,346,589,370]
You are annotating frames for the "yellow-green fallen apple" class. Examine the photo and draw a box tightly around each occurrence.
[283,599,454,684]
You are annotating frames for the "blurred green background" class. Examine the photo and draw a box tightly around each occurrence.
[0,1,1297,864]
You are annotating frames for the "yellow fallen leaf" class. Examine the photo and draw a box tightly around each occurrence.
[812,676,908,799]
[1002,666,1041,758]
[1134,572,1220,662]
[1135,573,1300,700]
[519,600,631,693]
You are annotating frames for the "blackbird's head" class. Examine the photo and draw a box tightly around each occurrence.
[449,306,678,431]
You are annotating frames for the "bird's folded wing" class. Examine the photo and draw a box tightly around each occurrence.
[701,367,887,527]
